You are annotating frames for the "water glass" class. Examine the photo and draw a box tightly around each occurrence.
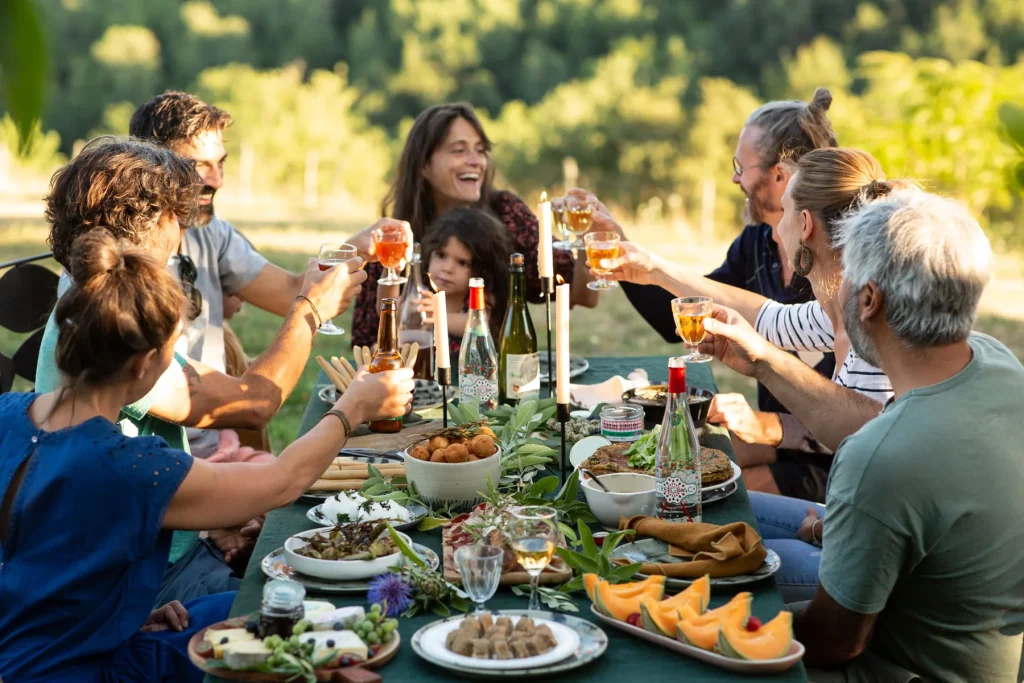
[455,544,504,614]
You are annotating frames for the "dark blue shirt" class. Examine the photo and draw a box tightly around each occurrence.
[622,223,835,413]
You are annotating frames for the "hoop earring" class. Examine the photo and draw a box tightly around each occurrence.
[793,241,814,277]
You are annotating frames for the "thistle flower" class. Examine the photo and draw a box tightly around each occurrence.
[367,573,413,616]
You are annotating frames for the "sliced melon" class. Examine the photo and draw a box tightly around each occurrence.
[659,575,711,615]
[685,592,751,626]
[583,573,601,602]
[639,599,680,636]
[675,593,752,652]
[718,611,793,660]
[593,581,665,621]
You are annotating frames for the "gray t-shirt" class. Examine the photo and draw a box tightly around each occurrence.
[820,332,1024,683]
[173,217,268,457]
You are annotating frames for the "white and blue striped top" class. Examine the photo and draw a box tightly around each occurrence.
[755,300,894,405]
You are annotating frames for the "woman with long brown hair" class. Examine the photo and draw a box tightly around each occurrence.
[350,102,597,348]
[0,231,413,682]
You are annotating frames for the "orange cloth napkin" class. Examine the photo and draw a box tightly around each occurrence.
[616,515,768,578]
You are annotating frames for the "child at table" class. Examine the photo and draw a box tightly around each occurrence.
[421,207,512,360]
[0,231,414,683]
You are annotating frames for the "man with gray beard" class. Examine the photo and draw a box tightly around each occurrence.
[699,191,1024,681]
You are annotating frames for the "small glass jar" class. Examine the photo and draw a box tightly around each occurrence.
[258,579,305,639]
[600,404,645,442]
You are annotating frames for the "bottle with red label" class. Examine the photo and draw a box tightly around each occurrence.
[654,357,702,522]
[457,278,498,412]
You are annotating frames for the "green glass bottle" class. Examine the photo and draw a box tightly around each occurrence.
[498,253,540,405]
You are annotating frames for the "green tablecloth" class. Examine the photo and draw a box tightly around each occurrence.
[205,357,808,682]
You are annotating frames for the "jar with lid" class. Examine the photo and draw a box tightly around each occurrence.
[258,579,305,639]
[600,404,644,442]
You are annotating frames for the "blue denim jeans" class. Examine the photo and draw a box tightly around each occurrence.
[749,491,825,604]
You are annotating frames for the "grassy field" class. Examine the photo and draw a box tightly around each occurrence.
[4,216,1024,452]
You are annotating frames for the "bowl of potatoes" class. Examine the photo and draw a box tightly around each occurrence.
[403,425,501,509]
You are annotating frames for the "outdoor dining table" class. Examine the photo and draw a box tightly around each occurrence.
[204,357,809,682]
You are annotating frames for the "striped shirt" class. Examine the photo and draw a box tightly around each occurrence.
[756,300,893,405]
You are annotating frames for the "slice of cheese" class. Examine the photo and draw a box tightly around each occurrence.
[204,628,256,657]
[300,630,368,661]
[220,639,272,669]
[309,606,365,631]
[304,600,337,618]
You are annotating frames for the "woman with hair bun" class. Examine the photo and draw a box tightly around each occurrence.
[0,231,414,682]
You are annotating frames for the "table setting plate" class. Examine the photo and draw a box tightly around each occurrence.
[261,543,439,593]
[416,613,579,670]
[411,610,607,679]
[700,480,739,505]
[305,501,428,531]
[609,540,780,589]
[589,605,804,675]
[539,354,589,381]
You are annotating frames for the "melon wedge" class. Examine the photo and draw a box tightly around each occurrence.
[659,575,711,615]
[593,580,666,621]
[719,611,793,660]
[675,593,752,652]
[639,599,681,636]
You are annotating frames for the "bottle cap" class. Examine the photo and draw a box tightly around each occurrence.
[380,298,397,311]
[510,253,525,266]
[469,278,486,310]
[667,356,687,394]
[262,579,305,611]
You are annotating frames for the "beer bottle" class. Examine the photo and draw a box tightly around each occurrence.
[367,298,404,433]
[498,253,540,404]
[397,243,434,380]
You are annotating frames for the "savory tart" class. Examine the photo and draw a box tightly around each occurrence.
[580,443,733,487]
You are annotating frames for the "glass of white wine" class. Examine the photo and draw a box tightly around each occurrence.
[455,544,504,615]
[509,506,559,612]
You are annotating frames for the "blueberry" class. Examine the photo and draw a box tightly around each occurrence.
[340,656,352,667]
[244,620,258,634]
[307,637,315,644]
[333,621,343,630]
[326,639,335,648]
[219,637,229,644]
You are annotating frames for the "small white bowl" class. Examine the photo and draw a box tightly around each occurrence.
[582,473,657,531]
[402,445,502,510]
[283,526,410,580]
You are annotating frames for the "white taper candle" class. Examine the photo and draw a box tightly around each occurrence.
[434,291,450,370]
[556,283,570,404]
[539,198,554,280]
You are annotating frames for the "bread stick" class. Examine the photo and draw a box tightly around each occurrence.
[316,356,345,390]
[405,342,419,369]
[340,357,358,381]
[308,479,366,491]
[330,357,353,388]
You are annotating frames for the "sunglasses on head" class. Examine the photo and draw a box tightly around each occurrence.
[178,254,203,321]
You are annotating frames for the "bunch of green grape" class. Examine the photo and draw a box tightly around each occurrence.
[352,603,399,646]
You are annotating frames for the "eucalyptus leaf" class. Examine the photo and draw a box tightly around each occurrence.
[417,517,450,531]
[560,576,584,593]
[367,464,383,480]
[386,522,425,567]
[431,603,451,617]
[601,529,635,556]
[597,554,612,577]
[609,563,644,582]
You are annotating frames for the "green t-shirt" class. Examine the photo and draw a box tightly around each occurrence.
[820,333,1024,683]
[35,278,199,564]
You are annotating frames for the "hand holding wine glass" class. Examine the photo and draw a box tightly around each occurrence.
[672,296,714,363]
[373,225,410,286]
[509,506,558,612]
[311,243,362,335]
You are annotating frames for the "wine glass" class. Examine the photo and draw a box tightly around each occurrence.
[509,506,558,612]
[551,197,573,250]
[585,232,620,292]
[564,195,595,250]
[454,544,504,615]
[373,225,409,285]
[316,242,358,335]
[672,296,713,363]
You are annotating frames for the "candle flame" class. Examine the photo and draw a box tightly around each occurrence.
[540,190,548,203]
[556,274,566,285]
[427,272,439,293]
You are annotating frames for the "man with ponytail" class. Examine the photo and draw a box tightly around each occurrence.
[1,231,413,683]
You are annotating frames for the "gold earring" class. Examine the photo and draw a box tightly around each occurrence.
[793,240,814,277]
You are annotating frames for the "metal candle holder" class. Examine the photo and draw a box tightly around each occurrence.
[557,402,570,484]
[542,276,554,399]
[437,366,452,428]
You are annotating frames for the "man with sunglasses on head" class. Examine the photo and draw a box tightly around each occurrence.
[35,136,410,605]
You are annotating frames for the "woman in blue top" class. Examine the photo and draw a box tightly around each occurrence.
[0,231,415,682]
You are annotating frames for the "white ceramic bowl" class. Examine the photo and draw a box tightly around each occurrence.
[402,444,502,510]
[283,526,411,580]
[581,473,657,531]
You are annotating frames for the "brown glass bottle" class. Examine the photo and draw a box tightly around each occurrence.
[368,298,404,433]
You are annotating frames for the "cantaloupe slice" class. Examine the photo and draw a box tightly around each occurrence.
[718,611,793,660]
[593,580,666,621]
[675,593,751,652]
[640,599,680,636]
[659,575,711,615]
[583,573,601,602]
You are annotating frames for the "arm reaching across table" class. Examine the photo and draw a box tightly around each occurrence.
[699,304,881,452]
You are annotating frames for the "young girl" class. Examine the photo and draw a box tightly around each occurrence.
[0,231,413,682]
[421,207,512,360]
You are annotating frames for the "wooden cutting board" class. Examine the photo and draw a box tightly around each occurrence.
[441,538,573,587]
[344,420,438,453]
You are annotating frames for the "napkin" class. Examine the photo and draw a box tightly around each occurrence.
[615,516,768,578]
[570,369,650,409]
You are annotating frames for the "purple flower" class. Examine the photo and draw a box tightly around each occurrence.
[367,573,413,616]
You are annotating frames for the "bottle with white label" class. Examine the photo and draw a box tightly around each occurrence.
[458,278,499,412]
[498,253,540,405]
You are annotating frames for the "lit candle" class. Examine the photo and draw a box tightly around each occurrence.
[434,291,450,370]
[538,191,554,280]
[556,283,570,404]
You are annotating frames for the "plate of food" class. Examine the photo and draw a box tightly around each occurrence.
[578,440,741,495]
[403,424,502,509]
[414,612,578,671]
[301,451,406,502]
[188,604,400,681]
[584,578,803,674]
[609,540,781,588]
[283,522,414,581]
[261,542,439,593]
[623,385,714,430]
[539,354,589,380]
[306,491,428,532]
[442,503,573,587]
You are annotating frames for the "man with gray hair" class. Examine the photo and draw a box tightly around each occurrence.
[701,191,1024,681]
